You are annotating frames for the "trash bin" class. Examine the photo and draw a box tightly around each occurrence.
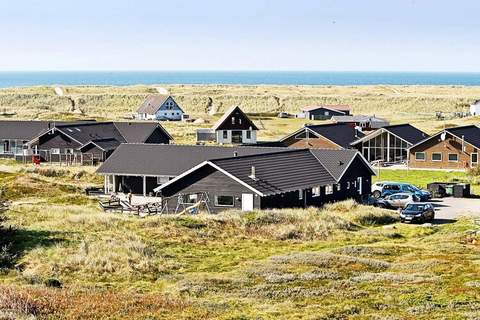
[453,184,470,198]
[445,185,454,196]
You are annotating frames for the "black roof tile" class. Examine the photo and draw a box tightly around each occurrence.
[383,124,429,144]
[305,123,364,148]
[211,149,336,196]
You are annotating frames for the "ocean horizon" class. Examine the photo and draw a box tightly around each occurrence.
[0,71,480,88]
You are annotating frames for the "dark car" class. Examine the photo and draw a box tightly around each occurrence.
[399,203,435,223]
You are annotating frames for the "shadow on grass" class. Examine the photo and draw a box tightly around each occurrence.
[7,228,69,270]
[432,218,457,225]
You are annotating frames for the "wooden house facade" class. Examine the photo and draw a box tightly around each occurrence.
[408,125,480,170]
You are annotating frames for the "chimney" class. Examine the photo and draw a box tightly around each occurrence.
[249,166,256,180]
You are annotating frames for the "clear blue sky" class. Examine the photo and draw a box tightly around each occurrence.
[1,0,479,71]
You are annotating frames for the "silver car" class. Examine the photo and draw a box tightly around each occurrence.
[375,193,419,209]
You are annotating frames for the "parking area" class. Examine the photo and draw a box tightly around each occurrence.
[431,197,480,222]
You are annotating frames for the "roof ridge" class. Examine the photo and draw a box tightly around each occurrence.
[210,148,309,162]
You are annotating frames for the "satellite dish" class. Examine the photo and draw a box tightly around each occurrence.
[440,132,446,141]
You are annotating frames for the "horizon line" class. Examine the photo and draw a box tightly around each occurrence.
[1,70,480,73]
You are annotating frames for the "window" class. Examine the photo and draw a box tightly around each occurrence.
[246,131,251,140]
[215,195,234,207]
[448,153,458,162]
[325,185,333,195]
[324,111,329,116]
[186,194,198,204]
[472,153,478,166]
[347,181,350,189]
[298,190,303,200]
[432,153,442,162]
[51,148,60,154]
[65,148,74,154]
[157,176,170,185]
[415,152,425,161]
[239,118,242,125]
[231,117,235,125]
[223,131,228,139]
[312,186,320,197]
[336,183,341,191]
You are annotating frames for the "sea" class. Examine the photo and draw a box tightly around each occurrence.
[0,71,480,88]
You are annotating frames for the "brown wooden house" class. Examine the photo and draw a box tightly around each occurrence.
[408,125,480,170]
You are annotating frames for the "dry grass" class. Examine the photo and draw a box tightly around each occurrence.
[1,85,480,143]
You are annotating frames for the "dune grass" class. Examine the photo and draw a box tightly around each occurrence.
[1,85,480,144]
[0,162,479,319]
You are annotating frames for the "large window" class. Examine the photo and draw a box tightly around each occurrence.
[432,153,442,161]
[361,132,409,163]
[215,195,234,207]
[415,152,426,161]
[448,153,458,162]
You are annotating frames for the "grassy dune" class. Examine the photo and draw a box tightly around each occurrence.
[0,161,479,319]
[1,85,480,143]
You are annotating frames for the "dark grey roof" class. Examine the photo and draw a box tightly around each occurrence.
[56,122,126,145]
[0,120,95,141]
[305,123,365,148]
[80,138,121,152]
[384,124,429,144]
[211,149,336,196]
[96,144,290,176]
[114,122,172,142]
[446,125,480,148]
[309,149,359,180]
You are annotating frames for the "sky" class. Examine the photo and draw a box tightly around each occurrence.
[0,0,479,72]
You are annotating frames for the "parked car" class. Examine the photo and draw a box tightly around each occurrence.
[371,181,394,198]
[374,193,419,209]
[277,112,291,118]
[381,182,431,201]
[399,203,435,223]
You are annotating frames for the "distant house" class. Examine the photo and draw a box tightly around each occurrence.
[298,105,351,120]
[350,124,429,163]
[470,100,480,116]
[278,123,364,150]
[96,144,289,196]
[0,120,172,164]
[137,95,184,121]
[154,148,375,212]
[409,125,480,170]
[331,115,389,131]
[196,106,258,144]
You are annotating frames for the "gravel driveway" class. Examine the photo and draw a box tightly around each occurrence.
[431,197,480,223]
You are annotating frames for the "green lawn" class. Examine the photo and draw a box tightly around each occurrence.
[373,168,480,195]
